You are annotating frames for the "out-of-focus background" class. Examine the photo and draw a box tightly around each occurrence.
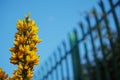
[0,0,120,80]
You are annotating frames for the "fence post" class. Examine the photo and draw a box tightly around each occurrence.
[79,23,92,80]
[62,41,70,80]
[68,29,83,80]
[44,61,49,80]
[99,1,120,80]
[108,0,120,37]
[92,8,111,80]
[53,52,59,80]
[86,16,101,80]
[49,57,54,80]
[58,47,64,80]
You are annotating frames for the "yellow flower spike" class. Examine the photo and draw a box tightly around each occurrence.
[9,13,41,80]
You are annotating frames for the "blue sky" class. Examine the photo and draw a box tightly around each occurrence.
[0,0,99,77]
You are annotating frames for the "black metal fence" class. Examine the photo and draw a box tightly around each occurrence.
[34,0,120,80]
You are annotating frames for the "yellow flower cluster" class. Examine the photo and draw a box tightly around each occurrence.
[9,13,41,80]
[0,68,8,80]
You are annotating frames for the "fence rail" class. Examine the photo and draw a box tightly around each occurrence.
[35,0,120,80]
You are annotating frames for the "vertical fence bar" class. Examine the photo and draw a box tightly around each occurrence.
[53,52,59,80]
[49,57,54,80]
[45,61,49,80]
[68,29,83,80]
[99,0,114,48]
[58,47,64,80]
[109,0,120,37]
[86,16,101,80]
[92,8,111,80]
[79,23,92,80]
[99,1,120,80]
[62,41,70,80]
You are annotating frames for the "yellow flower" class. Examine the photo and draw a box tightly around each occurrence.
[24,63,29,69]
[23,20,28,29]
[26,31,31,37]
[30,26,38,35]
[0,68,8,79]
[27,69,33,78]
[32,35,42,43]
[16,20,23,27]
[26,55,31,62]
[32,47,38,52]
[10,53,18,64]
[17,52,23,60]
[9,47,16,53]
[10,69,22,80]
[29,50,36,57]
[16,20,24,32]
[14,41,19,46]
[10,58,18,64]
[31,55,39,65]
[29,42,35,48]
[18,64,23,70]
[24,45,30,54]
